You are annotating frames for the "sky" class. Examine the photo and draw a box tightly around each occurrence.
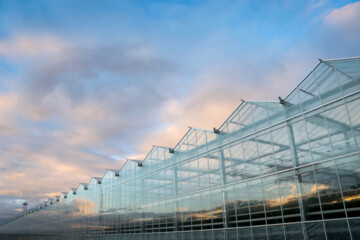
[0,0,360,224]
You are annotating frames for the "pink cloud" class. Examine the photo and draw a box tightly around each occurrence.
[325,1,360,25]
[0,35,67,60]
[324,1,360,40]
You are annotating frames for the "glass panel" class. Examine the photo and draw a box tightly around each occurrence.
[285,88,302,117]
[213,229,225,239]
[315,167,345,219]
[315,62,342,104]
[345,98,360,151]
[304,221,326,240]
[226,228,238,240]
[305,112,333,163]
[299,72,321,112]
[229,143,246,182]
[252,226,268,239]
[285,223,303,239]
[297,170,322,221]
[238,227,252,240]
[333,58,360,96]
[325,220,351,240]
[211,190,224,229]
[251,102,270,131]
[233,186,250,227]
[324,102,357,157]
[243,139,260,177]
[223,147,235,184]
[257,130,277,175]
[224,187,237,228]
[263,180,282,224]
[271,125,293,171]
[349,218,360,240]
[291,120,312,166]
[248,183,265,226]
[278,176,301,223]
[337,160,360,218]
[268,225,285,240]
[199,192,213,230]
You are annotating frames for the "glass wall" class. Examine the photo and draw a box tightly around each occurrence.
[1,57,360,240]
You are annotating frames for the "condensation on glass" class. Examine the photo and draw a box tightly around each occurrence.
[1,57,360,240]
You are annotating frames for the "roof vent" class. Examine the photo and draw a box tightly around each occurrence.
[278,97,286,106]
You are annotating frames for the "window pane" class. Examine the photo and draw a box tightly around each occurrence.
[248,183,265,226]
[349,218,360,240]
[285,223,303,239]
[305,222,326,240]
[268,225,285,240]
[278,177,301,223]
[238,227,251,240]
[325,220,351,240]
[263,180,282,224]
[337,160,360,218]
[325,103,356,157]
[298,171,322,221]
[305,113,333,163]
[291,120,312,166]
[315,167,345,219]
[252,226,268,239]
[345,98,360,151]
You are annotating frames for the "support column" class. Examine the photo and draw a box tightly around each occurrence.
[218,138,229,229]
[287,123,307,224]
[173,166,179,231]
[99,186,103,235]
[141,178,145,233]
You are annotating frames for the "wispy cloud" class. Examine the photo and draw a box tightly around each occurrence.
[306,0,328,13]
[0,35,67,60]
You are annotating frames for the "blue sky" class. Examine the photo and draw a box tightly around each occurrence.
[0,0,359,224]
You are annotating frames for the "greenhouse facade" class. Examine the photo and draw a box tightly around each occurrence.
[1,57,360,239]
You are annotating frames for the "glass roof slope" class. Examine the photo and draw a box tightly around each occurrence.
[78,183,88,189]
[89,177,102,185]
[107,169,121,176]
[219,101,285,144]
[60,192,68,198]
[286,57,360,109]
[69,188,77,194]
[141,145,175,172]
[172,127,218,161]
[330,57,360,80]
[117,159,140,180]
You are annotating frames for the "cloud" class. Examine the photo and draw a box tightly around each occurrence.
[325,1,360,25]
[0,93,18,124]
[0,35,67,60]
[0,34,180,221]
[137,53,312,153]
[0,141,124,205]
[306,0,328,13]
[324,1,360,40]
[9,35,180,153]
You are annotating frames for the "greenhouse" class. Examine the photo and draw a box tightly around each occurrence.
[1,57,360,239]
